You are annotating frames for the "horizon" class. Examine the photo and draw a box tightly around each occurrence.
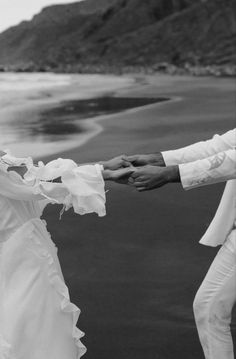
[0,0,83,33]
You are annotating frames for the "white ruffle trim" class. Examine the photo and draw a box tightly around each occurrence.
[0,335,16,359]
[0,219,86,358]
[33,221,87,358]
[1,151,106,218]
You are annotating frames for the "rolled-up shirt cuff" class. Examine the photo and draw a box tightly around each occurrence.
[178,163,202,190]
[162,150,182,166]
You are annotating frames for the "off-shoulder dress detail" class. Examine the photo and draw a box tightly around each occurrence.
[0,152,106,359]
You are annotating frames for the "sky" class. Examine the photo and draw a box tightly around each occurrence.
[0,0,82,33]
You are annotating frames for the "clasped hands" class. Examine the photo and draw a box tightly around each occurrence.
[102,153,180,192]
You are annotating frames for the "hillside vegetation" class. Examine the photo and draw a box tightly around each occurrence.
[0,0,235,75]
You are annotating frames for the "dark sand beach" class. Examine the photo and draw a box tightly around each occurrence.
[41,74,235,359]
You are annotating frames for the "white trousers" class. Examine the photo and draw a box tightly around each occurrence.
[193,230,236,359]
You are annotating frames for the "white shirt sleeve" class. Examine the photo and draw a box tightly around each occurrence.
[179,149,236,190]
[0,153,106,217]
[162,129,236,165]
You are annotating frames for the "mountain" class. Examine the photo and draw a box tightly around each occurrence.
[0,0,235,72]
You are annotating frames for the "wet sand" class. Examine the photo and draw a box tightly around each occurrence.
[41,74,236,359]
[36,96,168,140]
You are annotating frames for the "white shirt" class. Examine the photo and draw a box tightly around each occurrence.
[162,129,236,246]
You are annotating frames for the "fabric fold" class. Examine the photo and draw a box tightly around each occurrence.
[30,219,87,358]
[1,151,106,217]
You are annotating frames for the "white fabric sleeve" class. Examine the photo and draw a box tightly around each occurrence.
[0,152,106,217]
[179,149,236,190]
[0,153,44,201]
[162,129,236,166]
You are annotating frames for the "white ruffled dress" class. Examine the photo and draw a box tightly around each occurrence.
[0,152,106,359]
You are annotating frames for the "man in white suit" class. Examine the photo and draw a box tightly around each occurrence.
[125,129,236,359]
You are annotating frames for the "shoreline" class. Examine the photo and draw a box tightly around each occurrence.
[37,73,236,165]
[1,72,179,159]
[34,95,172,161]
[2,62,236,78]
[0,73,137,158]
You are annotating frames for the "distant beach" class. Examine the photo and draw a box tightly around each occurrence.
[0,73,142,157]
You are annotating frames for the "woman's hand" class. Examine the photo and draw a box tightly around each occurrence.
[101,155,132,171]
[129,165,180,191]
[103,167,135,184]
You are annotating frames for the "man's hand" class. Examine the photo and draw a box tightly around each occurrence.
[103,167,134,184]
[125,152,166,167]
[101,155,131,171]
[130,165,180,191]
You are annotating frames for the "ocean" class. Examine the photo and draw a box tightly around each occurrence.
[0,72,134,159]
[0,72,77,158]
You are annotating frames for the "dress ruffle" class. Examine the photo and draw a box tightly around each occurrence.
[0,335,14,359]
[0,219,87,358]
[32,219,87,358]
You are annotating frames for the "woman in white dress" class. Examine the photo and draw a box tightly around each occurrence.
[0,150,131,359]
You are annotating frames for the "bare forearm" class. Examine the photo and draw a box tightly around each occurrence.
[164,165,181,183]
[102,169,112,180]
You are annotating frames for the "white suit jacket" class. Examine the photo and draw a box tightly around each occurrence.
[162,129,236,247]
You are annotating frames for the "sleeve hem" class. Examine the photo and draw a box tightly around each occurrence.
[161,151,178,166]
